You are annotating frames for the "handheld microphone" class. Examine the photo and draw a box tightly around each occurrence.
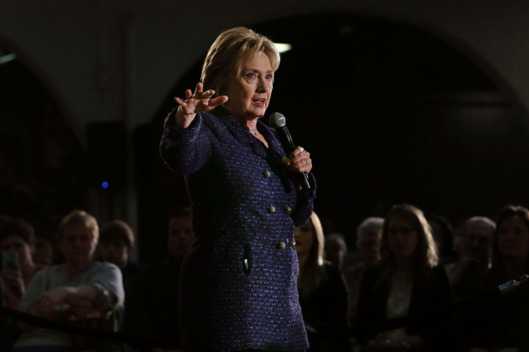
[268,112,311,191]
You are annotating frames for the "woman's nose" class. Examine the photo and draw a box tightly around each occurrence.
[257,77,271,92]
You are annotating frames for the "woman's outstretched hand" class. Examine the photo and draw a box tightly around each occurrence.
[174,82,228,128]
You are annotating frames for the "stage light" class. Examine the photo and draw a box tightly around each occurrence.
[101,181,109,189]
[0,53,16,65]
[274,43,292,53]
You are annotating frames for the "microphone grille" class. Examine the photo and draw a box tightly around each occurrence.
[268,112,286,128]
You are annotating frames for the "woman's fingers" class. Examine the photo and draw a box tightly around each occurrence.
[209,95,229,107]
[284,146,312,173]
[289,147,312,171]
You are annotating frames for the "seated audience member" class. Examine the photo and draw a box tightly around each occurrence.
[428,214,458,265]
[342,217,383,326]
[466,205,529,352]
[295,212,350,352]
[12,209,124,352]
[355,204,453,351]
[445,216,494,301]
[324,233,348,270]
[124,207,194,352]
[0,218,45,350]
[32,237,54,266]
[0,217,45,309]
[98,220,145,296]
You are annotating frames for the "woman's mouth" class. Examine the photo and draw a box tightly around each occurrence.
[253,98,266,106]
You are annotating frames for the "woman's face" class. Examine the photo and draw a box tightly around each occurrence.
[497,216,529,261]
[387,216,418,260]
[0,234,33,268]
[226,51,274,120]
[294,221,315,257]
[59,223,97,266]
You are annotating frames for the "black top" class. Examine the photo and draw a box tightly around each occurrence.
[355,265,454,351]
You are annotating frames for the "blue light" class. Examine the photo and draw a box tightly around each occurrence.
[101,181,109,189]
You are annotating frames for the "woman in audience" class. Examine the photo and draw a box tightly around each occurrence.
[12,210,124,352]
[355,204,453,351]
[467,205,529,352]
[295,212,350,352]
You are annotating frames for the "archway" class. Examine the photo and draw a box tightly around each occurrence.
[0,43,88,238]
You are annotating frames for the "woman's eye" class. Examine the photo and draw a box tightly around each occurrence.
[266,74,274,80]
[246,73,256,79]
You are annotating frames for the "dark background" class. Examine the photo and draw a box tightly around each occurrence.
[1,13,528,262]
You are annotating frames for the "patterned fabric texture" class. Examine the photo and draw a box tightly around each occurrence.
[160,109,316,351]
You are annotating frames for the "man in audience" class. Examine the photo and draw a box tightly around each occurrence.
[445,216,495,301]
[342,217,384,326]
[124,207,194,352]
[99,220,145,297]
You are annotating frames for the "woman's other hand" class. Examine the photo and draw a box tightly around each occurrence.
[174,82,228,128]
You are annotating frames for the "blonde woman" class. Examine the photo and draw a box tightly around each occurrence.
[295,212,349,352]
[160,27,316,351]
[13,210,124,352]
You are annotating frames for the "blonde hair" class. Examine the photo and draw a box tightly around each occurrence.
[298,212,326,297]
[57,210,99,241]
[201,27,280,96]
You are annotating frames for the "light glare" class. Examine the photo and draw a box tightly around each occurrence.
[274,43,292,53]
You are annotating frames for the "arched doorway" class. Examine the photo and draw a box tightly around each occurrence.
[0,43,88,239]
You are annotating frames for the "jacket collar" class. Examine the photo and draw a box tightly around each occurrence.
[215,108,285,160]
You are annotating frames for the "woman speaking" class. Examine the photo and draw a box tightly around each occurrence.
[160,27,317,351]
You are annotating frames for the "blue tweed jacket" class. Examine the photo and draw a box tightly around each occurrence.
[160,108,316,351]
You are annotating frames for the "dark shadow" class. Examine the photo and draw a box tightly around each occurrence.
[0,43,88,238]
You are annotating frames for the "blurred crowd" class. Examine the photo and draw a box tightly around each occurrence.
[1,202,529,352]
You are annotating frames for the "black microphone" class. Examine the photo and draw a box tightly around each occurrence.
[268,112,311,191]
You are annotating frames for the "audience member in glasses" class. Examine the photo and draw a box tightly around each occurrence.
[355,204,453,351]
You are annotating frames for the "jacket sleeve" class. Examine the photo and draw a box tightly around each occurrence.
[291,173,317,226]
[159,108,213,175]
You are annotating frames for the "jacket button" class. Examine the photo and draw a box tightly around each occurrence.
[277,241,286,250]
[284,205,292,214]
[267,206,276,214]
[263,170,271,178]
